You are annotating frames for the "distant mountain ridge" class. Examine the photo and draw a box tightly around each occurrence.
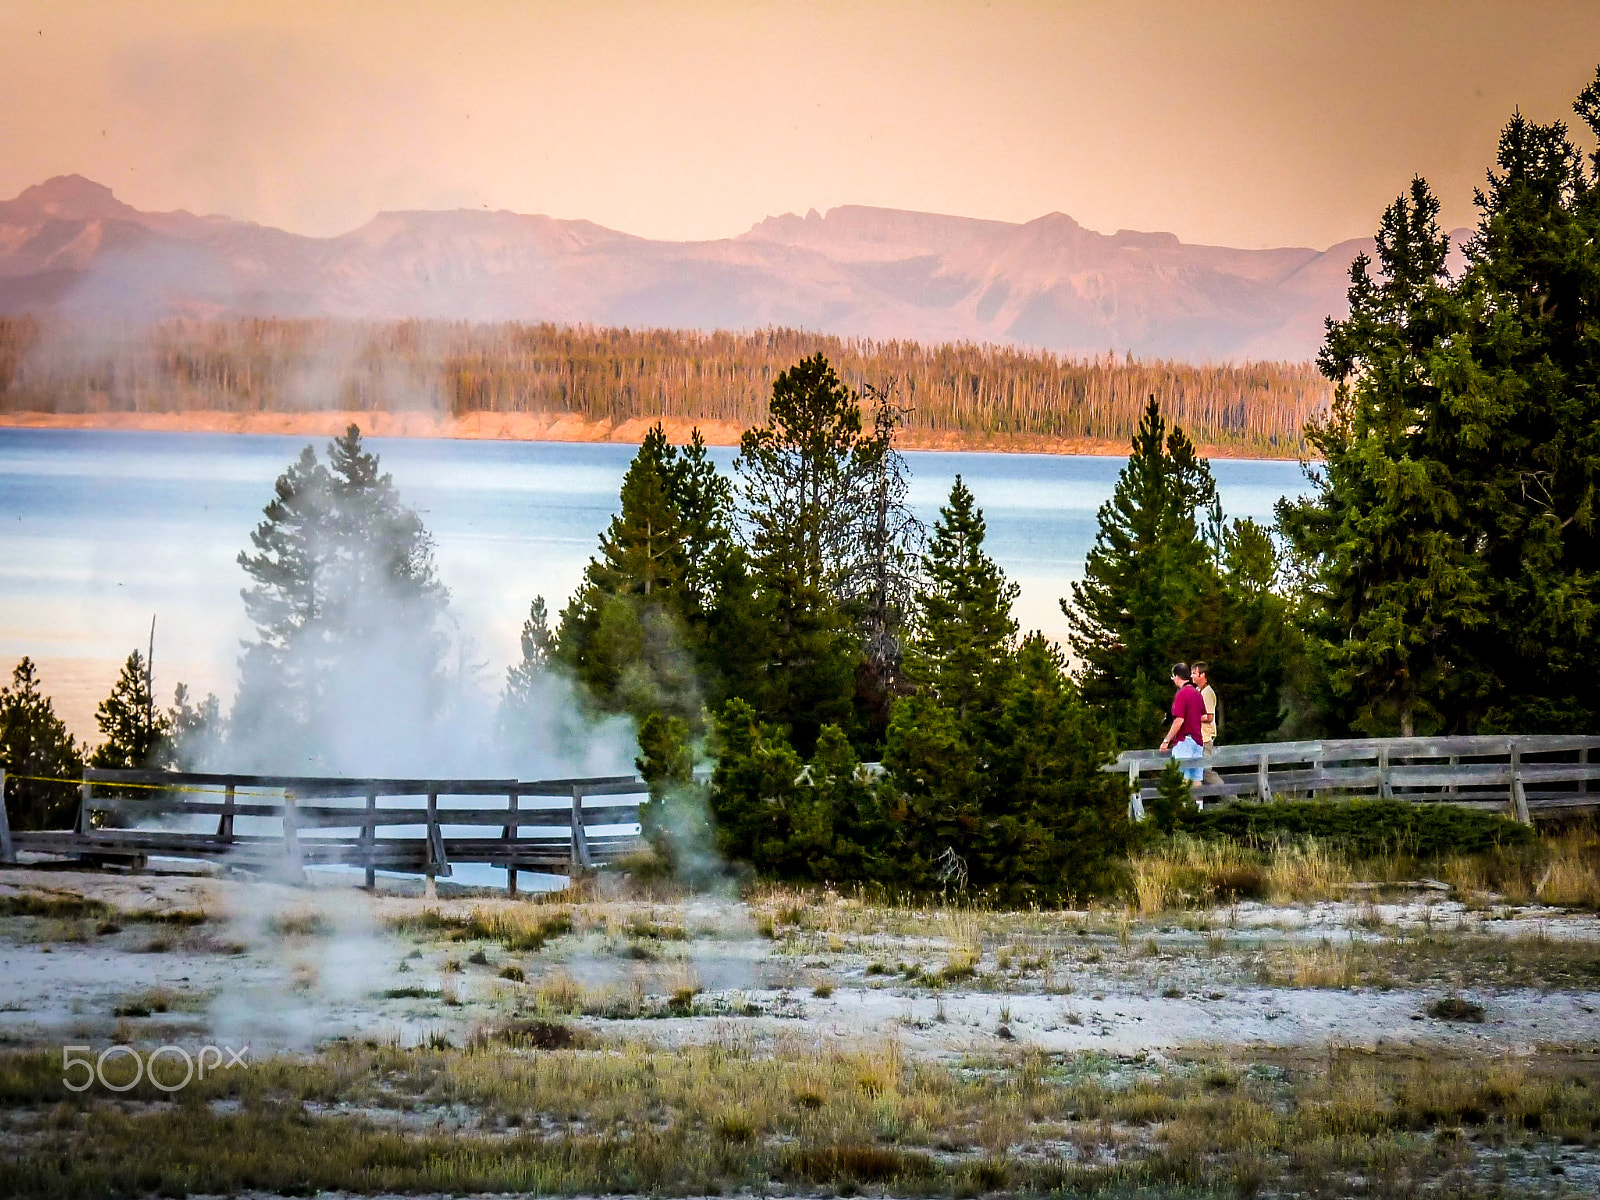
[0,175,1446,361]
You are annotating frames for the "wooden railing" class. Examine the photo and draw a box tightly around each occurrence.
[1105,735,1600,823]
[1,769,651,892]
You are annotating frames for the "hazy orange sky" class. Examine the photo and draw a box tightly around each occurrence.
[4,1,1598,248]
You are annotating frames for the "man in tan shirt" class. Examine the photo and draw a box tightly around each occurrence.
[1192,661,1222,789]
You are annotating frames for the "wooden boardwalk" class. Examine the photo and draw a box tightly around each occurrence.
[1107,734,1600,823]
[0,768,649,893]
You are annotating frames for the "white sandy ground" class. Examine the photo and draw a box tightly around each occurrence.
[2,862,1598,1061]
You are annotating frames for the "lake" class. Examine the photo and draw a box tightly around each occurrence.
[0,427,1310,740]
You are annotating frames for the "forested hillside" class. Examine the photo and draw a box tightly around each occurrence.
[0,319,1327,453]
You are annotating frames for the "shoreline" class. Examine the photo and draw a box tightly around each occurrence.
[0,409,1304,460]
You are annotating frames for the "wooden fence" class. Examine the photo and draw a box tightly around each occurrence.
[1106,734,1600,823]
[0,768,649,893]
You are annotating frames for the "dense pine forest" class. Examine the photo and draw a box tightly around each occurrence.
[0,318,1327,452]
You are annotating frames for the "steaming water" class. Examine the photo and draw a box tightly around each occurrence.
[1,427,1308,887]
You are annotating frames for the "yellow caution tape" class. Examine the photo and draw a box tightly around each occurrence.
[0,773,279,797]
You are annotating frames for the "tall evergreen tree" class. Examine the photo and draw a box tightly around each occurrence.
[0,658,84,830]
[89,650,171,773]
[735,354,876,749]
[904,476,1019,722]
[557,424,750,723]
[1065,397,1221,747]
[1277,179,1477,737]
[1280,67,1600,737]
[232,425,450,764]
[1448,81,1600,731]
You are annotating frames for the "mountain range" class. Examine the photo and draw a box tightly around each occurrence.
[0,175,1446,362]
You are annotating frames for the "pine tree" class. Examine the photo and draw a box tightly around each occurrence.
[1212,518,1300,743]
[1147,758,1195,834]
[1278,178,1479,736]
[735,354,876,749]
[498,596,557,737]
[0,658,84,830]
[905,476,1019,722]
[1065,397,1221,747]
[504,597,555,698]
[89,650,171,772]
[882,634,1128,902]
[1447,81,1600,731]
[232,425,450,764]
[557,424,748,723]
[234,444,330,727]
[983,635,1129,899]
[166,682,221,772]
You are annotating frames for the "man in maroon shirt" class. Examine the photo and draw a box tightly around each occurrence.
[1158,663,1207,786]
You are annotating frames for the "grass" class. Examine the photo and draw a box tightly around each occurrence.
[1130,834,1354,913]
[1253,927,1600,991]
[388,904,574,951]
[1129,822,1600,916]
[0,1040,1595,1198]
[0,893,210,927]
[110,987,211,1018]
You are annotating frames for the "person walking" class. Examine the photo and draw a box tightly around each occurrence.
[1158,663,1207,787]
[1192,660,1223,787]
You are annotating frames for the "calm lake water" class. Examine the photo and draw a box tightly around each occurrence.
[0,427,1309,739]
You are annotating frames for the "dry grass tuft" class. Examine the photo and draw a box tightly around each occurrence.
[391,905,574,951]
[1131,836,1271,914]
[1534,826,1600,908]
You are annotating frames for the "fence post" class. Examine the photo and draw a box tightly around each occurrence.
[0,770,14,864]
[1257,749,1273,802]
[77,772,91,836]
[363,790,376,890]
[1581,747,1589,797]
[282,789,304,882]
[570,785,593,870]
[1510,743,1531,825]
[218,784,236,843]
[505,788,520,898]
[1378,746,1393,799]
[424,790,452,888]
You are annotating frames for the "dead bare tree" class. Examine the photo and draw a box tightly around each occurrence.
[843,379,925,711]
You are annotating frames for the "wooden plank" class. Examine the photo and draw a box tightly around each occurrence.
[1108,734,1600,775]
[1525,793,1600,810]
[83,798,286,819]
[84,769,522,794]
[513,774,641,795]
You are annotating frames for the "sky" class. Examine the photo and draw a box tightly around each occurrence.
[3,1,1599,250]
